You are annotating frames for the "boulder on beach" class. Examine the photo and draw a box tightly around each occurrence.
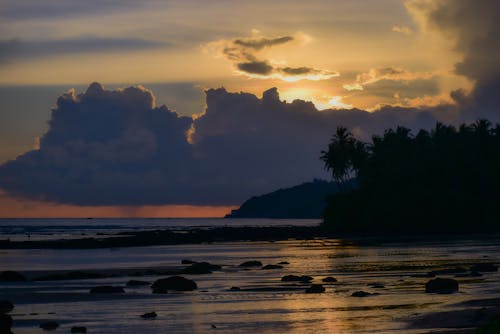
[89,286,125,294]
[39,321,59,331]
[322,277,337,283]
[0,300,14,314]
[278,261,290,265]
[181,259,197,264]
[0,314,13,332]
[71,326,87,333]
[0,271,27,282]
[281,275,313,282]
[230,286,241,291]
[351,291,378,297]
[182,262,221,274]
[470,263,498,272]
[151,276,197,293]
[305,284,325,293]
[126,280,150,287]
[239,260,262,267]
[141,311,157,319]
[425,278,459,294]
[262,264,283,270]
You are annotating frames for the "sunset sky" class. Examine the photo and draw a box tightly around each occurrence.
[0,0,498,217]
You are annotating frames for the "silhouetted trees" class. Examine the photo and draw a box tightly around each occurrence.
[321,120,500,234]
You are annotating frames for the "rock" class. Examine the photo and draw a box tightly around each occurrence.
[0,314,13,332]
[89,286,125,293]
[281,275,313,282]
[183,262,221,275]
[39,321,59,330]
[229,286,241,291]
[126,280,150,287]
[151,276,197,293]
[351,291,378,297]
[262,264,283,270]
[367,282,385,288]
[322,277,337,283]
[0,300,14,314]
[141,312,157,319]
[0,271,27,282]
[425,278,459,294]
[71,326,87,333]
[470,263,498,272]
[181,259,197,264]
[239,261,262,267]
[305,284,325,293]
[278,261,290,265]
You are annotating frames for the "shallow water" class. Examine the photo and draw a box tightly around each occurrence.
[2,229,500,333]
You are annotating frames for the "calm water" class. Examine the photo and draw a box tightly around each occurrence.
[1,219,499,333]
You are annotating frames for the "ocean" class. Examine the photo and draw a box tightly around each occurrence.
[1,218,499,333]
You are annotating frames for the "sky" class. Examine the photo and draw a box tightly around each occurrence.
[0,0,499,217]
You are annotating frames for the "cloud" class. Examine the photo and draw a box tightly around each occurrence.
[392,25,413,35]
[0,83,453,206]
[0,37,167,63]
[343,67,434,91]
[406,0,500,121]
[204,31,338,81]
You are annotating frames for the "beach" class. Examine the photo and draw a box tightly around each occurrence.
[1,218,500,333]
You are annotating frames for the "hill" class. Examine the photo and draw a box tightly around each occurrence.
[226,180,341,219]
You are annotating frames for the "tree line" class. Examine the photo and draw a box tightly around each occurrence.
[320,120,500,234]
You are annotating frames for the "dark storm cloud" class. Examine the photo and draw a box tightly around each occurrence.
[409,0,500,120]
[279,67,317,75]
[0,37,167,63]
[237,61,274,75]
[233,36,294,50]
[0,83,449,206]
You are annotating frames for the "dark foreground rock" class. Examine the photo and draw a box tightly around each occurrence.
[229,286,241,291]
[322,277,337,283]
[40,321,59,330]
[141,312,157,319]
[0,271,26,282]
[182,262,221,274]
[282,275,313,282]
[181,259,197,264]
[262,264,283,270]
[151,276,197,293]
[0,314,13,333]
[425,278,459,294]
[126,280,150,287]
[71,326,87,333]
[89,286,125,294]
[351,291,378,297]
[239,260,262,267]
[0,300,14,314]
[306,284,325,293]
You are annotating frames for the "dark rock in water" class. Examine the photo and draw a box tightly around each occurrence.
[39,321,59,330]
[351,291,378,297]
[425,278,459,294]
[429,267,468,276]
[470,263,498,272]
[239,261,262,267]
[0,271,26,282]
[183,262,221,274]
[35,271,106,281]
[0,314,13,332]
[262,264,283,270]
[322,277,337,283]
[278,261,290,265]
[305,284,325,293]
[141,312,157,319]
[281,275,313,282]
[89,286,125,293]
[229,286,241,291]
[151,276,197,293]
[367,282,385,288]
[71,326,87,333]
[181,259,197,264]
[127,280,150,287]
[0,300,14,314]
[211,324,217,329]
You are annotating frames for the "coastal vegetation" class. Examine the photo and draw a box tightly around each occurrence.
[321,120,500,233]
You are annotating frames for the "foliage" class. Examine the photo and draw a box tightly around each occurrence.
[321,120,500,234]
